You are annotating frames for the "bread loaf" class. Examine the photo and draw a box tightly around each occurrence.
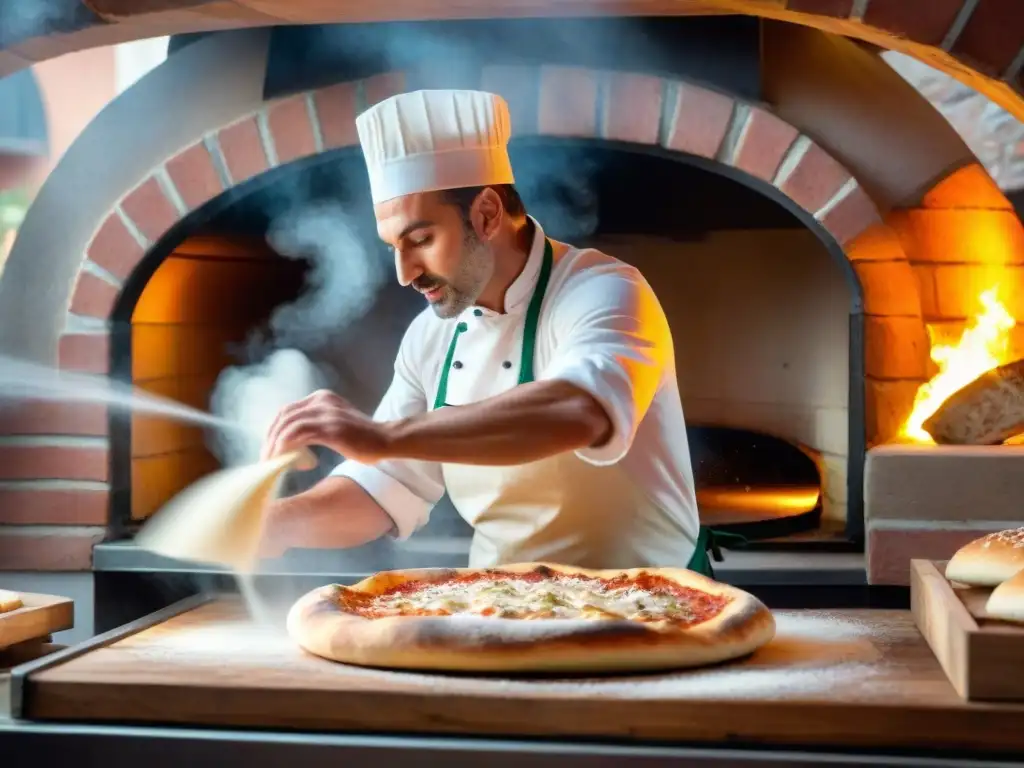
[922,359,1024,445]
[0,588,23,613]
[986,568,1024,623]
[944,527,1024,586]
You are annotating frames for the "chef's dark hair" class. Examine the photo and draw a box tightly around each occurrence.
[443,184,526,223]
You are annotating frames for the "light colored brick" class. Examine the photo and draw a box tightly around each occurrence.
[538,66,599,138]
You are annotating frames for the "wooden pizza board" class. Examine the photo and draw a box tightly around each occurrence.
[11,596,1024,754]
[0,593,73,651]
[910,559,1024,702]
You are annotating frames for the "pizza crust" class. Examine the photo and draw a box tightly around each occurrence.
[286,563,776,673]
[0,588,23,613]
[945,527,1024,587]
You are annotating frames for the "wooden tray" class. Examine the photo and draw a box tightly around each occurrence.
[0,592,73,651]
[910,559,1024,701]
[11,596,1024,754]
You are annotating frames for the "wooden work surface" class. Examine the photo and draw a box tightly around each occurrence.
[19,599,1024,753]
[0,592,72,651]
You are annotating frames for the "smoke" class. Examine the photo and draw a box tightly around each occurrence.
[206,19,624,471]
[208,201,388,468]
[264,200,388,349]
[0,2,100,49]
[208,348,329,468]
[514,151,601,243]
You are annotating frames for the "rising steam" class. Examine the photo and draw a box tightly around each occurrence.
[206,88,603,473]
[208,202,387,468]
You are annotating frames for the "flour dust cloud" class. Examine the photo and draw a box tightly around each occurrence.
[208,201,388,469]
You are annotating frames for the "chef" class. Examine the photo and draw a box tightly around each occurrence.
[261,89,718,573]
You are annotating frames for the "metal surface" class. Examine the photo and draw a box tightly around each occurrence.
[8,592,213,718]
[1,722,1023,768]
[92,541,869,586]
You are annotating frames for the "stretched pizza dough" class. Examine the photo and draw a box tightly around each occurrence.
[945,527,1024,587]
[0,588,23,613]
[986,568,1024,623]
[136,448,315,572]
[287,562,776,674]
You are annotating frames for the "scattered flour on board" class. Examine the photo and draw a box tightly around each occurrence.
[123,609,898,700]
[330,611,893,700]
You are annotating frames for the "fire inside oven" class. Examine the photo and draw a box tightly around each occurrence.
[109,139,860,563]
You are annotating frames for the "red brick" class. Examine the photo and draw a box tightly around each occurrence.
[58,334,110,374]
[538,66,599,138]
[868,525,1010,586]
[731,107,798,182]
[312,81,359,150]
[779,142,851,214]
[266,94,317,165]
[86,213,145,281]
[120,175,179,244]
[951,0,1024,76]
[819,184,882,246]
[0,445,108,482]
[68,271,120,319]
[853,260,923,316]
[663,83,734,159]
[863,0,966,46]
[165,141,222,211]
[863,316,931,379]
[921,162,1013,210]
[864,377,922,446]
[0,488,108,525]
[364,71,406,108]
[786,0,853,16]
[217,115,267,185]
[0,528,103,571]
[603,72,662,145]
[888,208,1024,264]
[0,402,107,436]
[480,65,540,136]
[845,222,910,262]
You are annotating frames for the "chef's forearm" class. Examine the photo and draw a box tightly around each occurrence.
[382,380,612,465]
[259,477,395,556]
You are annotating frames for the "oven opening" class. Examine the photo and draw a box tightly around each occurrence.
[128,235,311,522]
[689,426,822,541]
[112,137,861,568]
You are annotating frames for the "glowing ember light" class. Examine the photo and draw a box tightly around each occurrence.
[901,288,1016,443]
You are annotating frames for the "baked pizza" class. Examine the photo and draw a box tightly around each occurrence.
[286,562,775,673]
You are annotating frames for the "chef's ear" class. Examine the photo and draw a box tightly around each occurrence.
[472,187,504,242]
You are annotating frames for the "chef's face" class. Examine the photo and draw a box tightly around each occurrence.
[375,190,496,319]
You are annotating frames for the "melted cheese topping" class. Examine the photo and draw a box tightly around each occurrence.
[349,573,729,627]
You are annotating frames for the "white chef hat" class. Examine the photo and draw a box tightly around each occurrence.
[355,89,515,205]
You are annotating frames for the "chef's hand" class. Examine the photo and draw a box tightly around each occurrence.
[261,389,389,465]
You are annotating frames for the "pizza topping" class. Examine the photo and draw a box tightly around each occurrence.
[340,569,730,627]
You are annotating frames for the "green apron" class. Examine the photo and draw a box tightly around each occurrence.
[433,237,732,576]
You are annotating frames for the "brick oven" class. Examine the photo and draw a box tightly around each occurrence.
[1,12,1024,602]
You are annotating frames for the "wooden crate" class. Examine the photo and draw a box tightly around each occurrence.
[0,593,73,651]
[910,559,1024,701]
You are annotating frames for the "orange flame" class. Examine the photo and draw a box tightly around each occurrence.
[901,288,1016,443]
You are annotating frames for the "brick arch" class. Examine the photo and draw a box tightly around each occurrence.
[61,66,928,455]
[2,2,1022,122]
